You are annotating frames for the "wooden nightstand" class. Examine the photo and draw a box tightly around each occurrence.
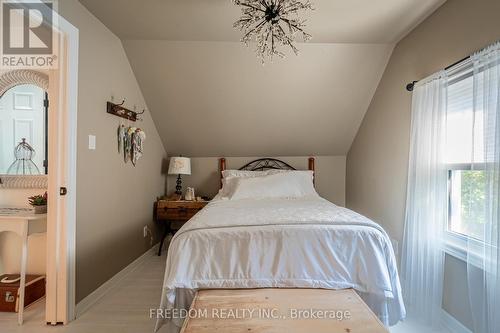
[156,200,209,256]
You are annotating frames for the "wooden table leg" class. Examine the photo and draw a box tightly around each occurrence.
[18,222,28,325]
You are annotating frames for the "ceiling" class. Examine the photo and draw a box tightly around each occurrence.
[79,0,445,157]
[123,41,392,156]
[80,0,444,43]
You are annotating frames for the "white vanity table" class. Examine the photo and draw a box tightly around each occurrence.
[0,207,47,325]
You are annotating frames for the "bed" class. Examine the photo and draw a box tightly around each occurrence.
[154,158,405,332]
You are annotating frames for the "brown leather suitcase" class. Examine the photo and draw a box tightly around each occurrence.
[0,274,45,312]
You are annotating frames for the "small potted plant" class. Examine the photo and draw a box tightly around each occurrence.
[29,192,48,214]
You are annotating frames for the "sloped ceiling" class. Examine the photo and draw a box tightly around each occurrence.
[79,0,445,156]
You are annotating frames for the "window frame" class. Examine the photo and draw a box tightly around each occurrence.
[445,163,500,270]
[445,163,485,264]
[443,62,488,264]
[422,54,499,267]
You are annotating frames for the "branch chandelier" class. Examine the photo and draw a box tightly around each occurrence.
[233,0,313,62]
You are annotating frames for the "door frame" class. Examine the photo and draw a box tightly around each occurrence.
[0,0,79,324]
[45,6,79,324]
[56,10,79,324]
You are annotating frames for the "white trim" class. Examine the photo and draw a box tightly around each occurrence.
[443,231,487,269]
[75,245,159,318]
[58,12,79,323]
[441,309,472,333]
[444,231,468,262]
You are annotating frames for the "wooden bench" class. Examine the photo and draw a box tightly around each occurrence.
[180,288,388,333]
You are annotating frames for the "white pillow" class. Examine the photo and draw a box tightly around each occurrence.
[219,169,292,198]
[228,171,317,200]
[218,176,240,198]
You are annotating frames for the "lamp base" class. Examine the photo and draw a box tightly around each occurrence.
[175,174,182,195]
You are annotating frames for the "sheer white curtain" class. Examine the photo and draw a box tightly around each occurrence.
[468,41,500,333]
[401,71,448,328]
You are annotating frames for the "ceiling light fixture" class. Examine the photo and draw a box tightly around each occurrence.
[233,0,313,62]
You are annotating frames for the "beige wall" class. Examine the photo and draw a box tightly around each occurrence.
[346,0,500,329]
[167,156,346,206]
[59,0,167,303]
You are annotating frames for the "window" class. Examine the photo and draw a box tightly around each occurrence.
[446,68,486,242]
[448,169,485,241]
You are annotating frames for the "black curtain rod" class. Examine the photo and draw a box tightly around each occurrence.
[405,55,470,92]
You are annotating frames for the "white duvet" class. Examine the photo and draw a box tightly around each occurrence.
[155,196,405,332]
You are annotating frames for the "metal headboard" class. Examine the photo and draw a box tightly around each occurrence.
[219,157,315,188]
[238,158,296,171]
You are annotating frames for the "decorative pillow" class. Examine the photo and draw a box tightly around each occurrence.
[228,171,317,200]
[222,169,289,179]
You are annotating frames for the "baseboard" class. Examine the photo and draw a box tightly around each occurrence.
[75,244,159,317]
[441,309,472,333]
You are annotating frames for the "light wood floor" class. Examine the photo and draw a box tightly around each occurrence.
[0,250,449,333]
[0,251,165,333]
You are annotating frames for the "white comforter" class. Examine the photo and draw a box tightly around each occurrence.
[155,196,405,332]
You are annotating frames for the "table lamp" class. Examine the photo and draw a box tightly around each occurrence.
[168,157,191,196]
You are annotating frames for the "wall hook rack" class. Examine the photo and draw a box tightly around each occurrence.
[107,99,145,121]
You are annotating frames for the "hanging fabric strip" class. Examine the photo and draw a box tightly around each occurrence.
[401,70,448,329]
[467,40,500,333]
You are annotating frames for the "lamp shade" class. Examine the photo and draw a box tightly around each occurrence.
[168,157,191,175]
